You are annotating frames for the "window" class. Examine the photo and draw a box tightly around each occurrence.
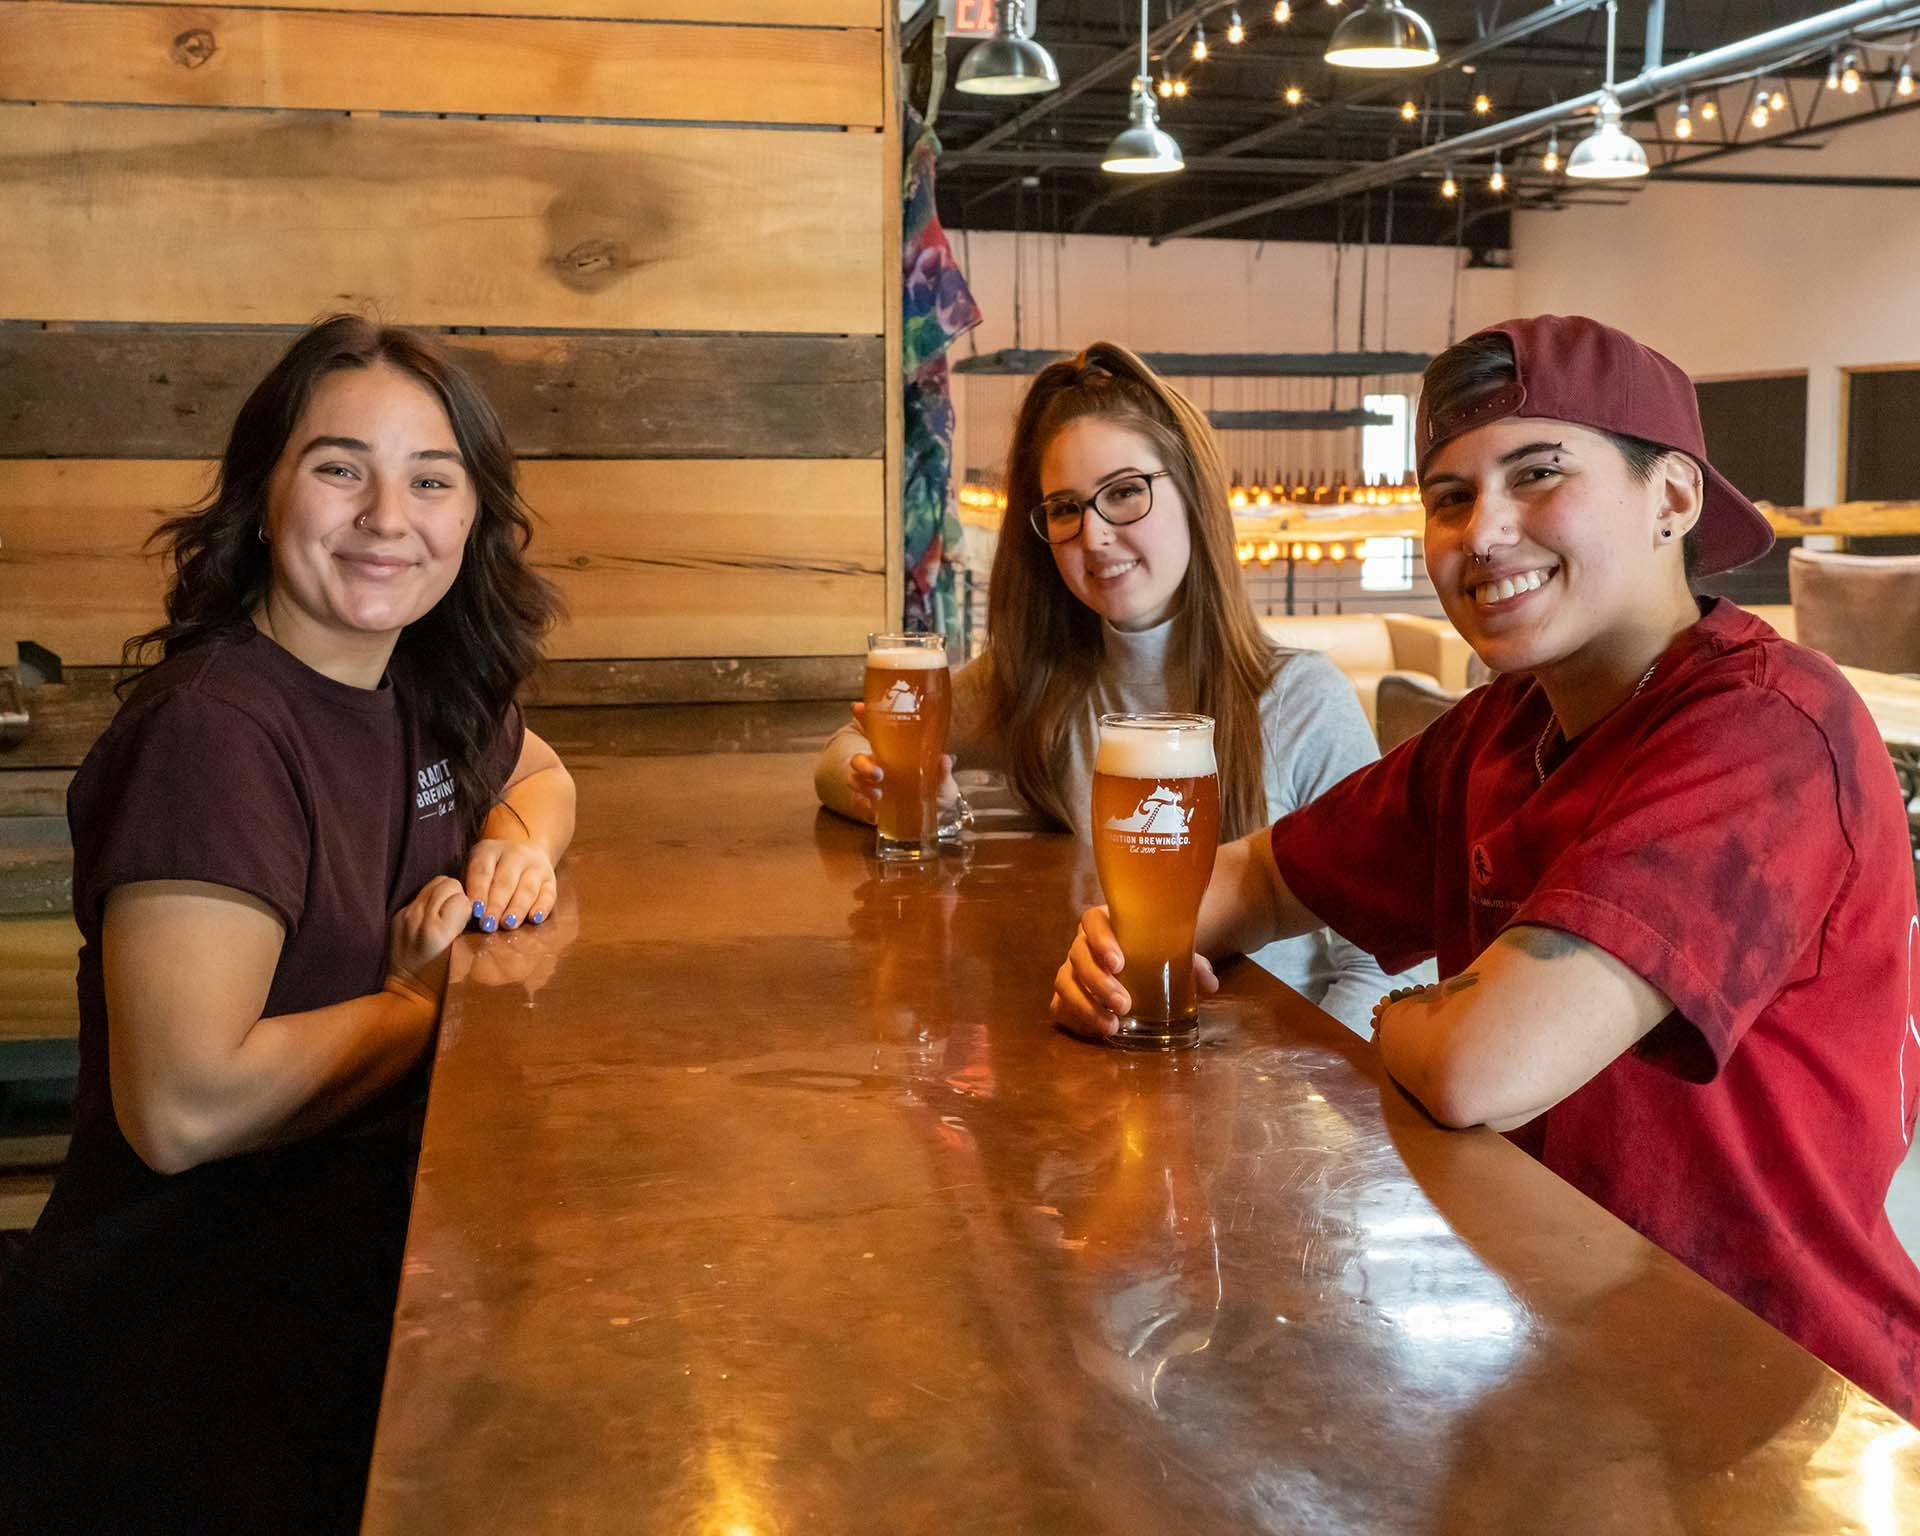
[1359,536,1414,593]
[1695,373,1806,507]
[1846,368,1920,501]
[1362,393,1412,486]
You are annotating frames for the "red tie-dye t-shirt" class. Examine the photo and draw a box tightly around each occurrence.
[1270,598,1920,1421]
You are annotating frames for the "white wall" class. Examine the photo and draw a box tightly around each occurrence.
[947,230,1519,488]
[1512,105,1920,507]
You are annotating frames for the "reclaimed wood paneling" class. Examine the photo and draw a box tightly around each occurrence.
[129,0,878,21]
[0,4,882,126]
[0,659,861,769]
[0,915,80,1044]
[0,459,885,666]
[0,330,886,460]
[0,106,886,333]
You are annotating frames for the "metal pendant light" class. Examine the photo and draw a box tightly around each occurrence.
[1103,0,1185,175]
[1324,0,1439,70]
[955,0,1060,97]
[1565,0,1649,179]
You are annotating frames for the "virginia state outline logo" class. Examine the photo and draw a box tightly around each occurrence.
[876,679,922,717]
[1102,784,1195,849]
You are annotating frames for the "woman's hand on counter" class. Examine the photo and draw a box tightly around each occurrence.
[464,837,558,933]
[1049,904,1219,1040]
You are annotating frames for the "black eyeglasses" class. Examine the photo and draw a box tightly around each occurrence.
[1028,470,1172,545]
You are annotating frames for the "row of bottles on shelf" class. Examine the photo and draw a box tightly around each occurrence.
[1228,471,1422,510]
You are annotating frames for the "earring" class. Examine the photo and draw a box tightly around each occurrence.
[1661,527,1673,540]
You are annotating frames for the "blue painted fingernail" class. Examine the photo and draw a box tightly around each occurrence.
[472,900,485,918]
[531,911,546,924]
[503,914,518,929]
[481,916,497,933]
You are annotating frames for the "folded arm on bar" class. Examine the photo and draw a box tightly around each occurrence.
[1197,828,1676,1130]
[107,728,575,1176]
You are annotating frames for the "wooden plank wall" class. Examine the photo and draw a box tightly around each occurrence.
[0,0,897,759]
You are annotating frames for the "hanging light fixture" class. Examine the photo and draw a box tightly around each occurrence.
[1488,154,1506,192]
[1440,167,1458,197]
[1273,0,1292,22]
[1227,10,1247,44]
[1473,91,1493,114]
[1103,0,1185,175]
[1192,21,1209,61]
[1899,61,1914,97]
[955,0,1060,96]
[1172,77,1190,96]
[1566,1,1649,180]
[1769,85,1787,111]
[1750,92,1771,128]
[1324,0,1439,70]
[1284,82,1305,105]
[1700,96,1718,121]
[1400,98,1418,120]
[1827,53,1842,91]
[1674,97,1692,138]
[1841,52,1862,93]
[1541,130,1561,173]
[1158,74,1175,97]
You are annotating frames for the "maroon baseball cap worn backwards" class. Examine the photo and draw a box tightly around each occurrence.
[1414,314,1775,576]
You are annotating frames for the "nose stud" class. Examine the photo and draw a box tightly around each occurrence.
[354,511,370,531]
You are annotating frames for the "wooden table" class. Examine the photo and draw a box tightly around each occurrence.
[362,705,1920,1534]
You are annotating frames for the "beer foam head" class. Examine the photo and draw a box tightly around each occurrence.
[867,645,948,671]
[1096,715,1216,777]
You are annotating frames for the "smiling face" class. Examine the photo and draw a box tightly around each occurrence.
[260,363,477,653]
[1421,417,1702,678]
[1039,415,1193,632]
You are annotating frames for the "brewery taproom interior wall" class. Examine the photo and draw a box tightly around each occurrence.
[0,0,902,756]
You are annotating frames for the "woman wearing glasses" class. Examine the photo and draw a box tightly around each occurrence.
[815,341,1400,1030]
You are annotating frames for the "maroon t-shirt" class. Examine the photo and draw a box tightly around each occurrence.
[65,624,524,1145]
[1270,599,1920,1420]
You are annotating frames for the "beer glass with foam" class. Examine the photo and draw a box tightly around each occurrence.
[864,633,952,862]
[1091,713,1220,1049]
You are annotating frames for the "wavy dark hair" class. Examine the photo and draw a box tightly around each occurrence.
[125,314,561,843]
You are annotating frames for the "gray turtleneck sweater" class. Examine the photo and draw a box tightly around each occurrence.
[816,615,1409,1033]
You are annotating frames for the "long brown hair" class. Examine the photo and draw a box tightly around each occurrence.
[985,341,1279,839]
[125,314,562,844]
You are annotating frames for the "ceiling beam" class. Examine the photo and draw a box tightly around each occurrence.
[1153,0,1920,241]
[945,3,1214,160]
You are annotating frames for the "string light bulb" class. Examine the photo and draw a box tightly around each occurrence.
[1440,167,1457,198]
[1192,22,1209,61]
[1541,130,1560,172]
[1751,96,1770,129]
[1158,75,1174,97]
[1827,54,1842,91]
[1172,76,1189,97]
[1674,97,1692,138]
[1769,86,1787,111]
[1227,10,1246,44]
[1473,92,1492,114]
[1842,53,1861,93]
[1401,98,1418,120]
[1488,154,1505,192]
[1273,0,1292,21]
[1700,97,1717,120]
[1284,83,1304,105]
[1899,62,1914,97]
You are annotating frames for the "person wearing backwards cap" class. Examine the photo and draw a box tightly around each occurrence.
[1049,314,1920,1420]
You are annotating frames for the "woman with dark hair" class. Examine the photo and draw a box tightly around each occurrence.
[0,315,574,1533]
[1053,316,1920,1419]
[817,341,1403,1031]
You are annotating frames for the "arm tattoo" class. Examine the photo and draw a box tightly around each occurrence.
[1500,925,1583,962]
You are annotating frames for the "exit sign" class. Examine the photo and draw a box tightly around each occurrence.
[951,0,998,36]
[950,0,1035,38]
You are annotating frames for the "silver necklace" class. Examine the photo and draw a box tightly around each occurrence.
[1534,657,1661,785]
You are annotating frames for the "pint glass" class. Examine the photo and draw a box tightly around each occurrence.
[1091,713,1220,1049]
[864,633,952,862]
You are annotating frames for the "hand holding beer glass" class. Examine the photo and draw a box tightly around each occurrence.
[863,633,953,862]
[1089,713,1220,1049]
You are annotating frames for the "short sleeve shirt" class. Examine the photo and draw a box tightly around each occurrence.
[65,625,524,1144]
[1269,599,1920,1420]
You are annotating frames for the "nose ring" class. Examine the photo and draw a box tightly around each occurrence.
[354,511,370,531]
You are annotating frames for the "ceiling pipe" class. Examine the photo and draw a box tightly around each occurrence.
[946,3,1213,161]
[1154,0,1920,240]
[1208,0,1614,160]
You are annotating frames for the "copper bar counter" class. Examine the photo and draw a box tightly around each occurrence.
[362,704,1919,1534]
